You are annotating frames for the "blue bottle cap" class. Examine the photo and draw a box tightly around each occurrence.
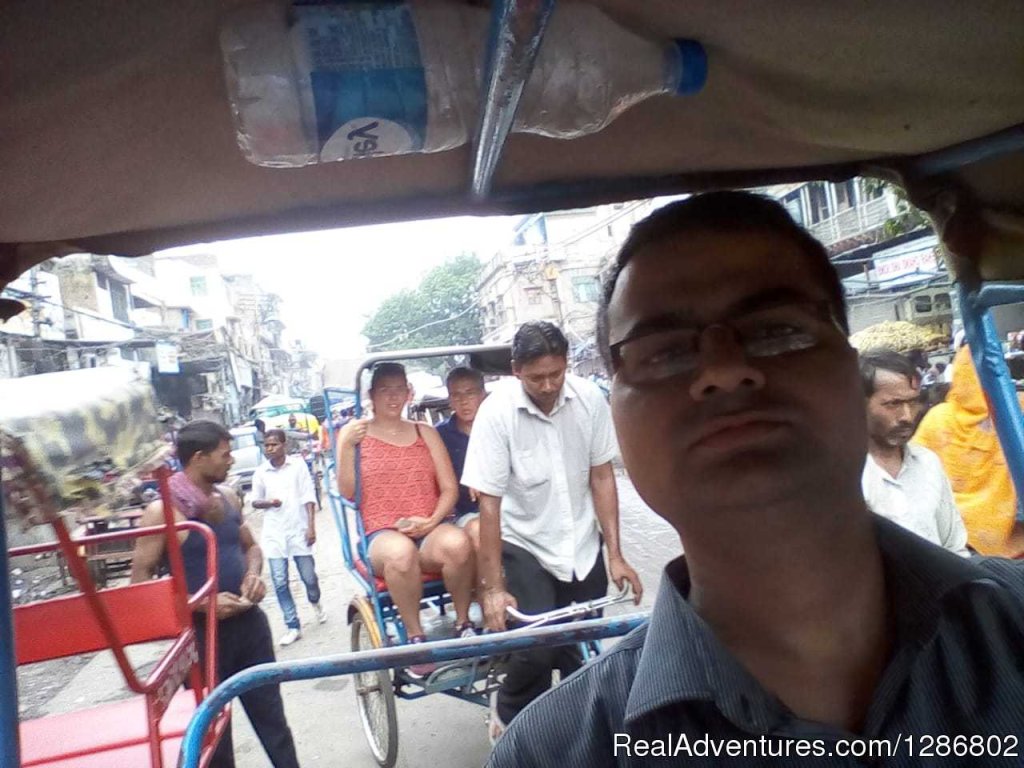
[672,39,707,95]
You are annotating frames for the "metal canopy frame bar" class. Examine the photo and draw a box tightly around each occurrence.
[179,613,648,768]
[971,281,1024,310]
[352,343,513,394]
[471,0,557,199]
[907,123,1024,178]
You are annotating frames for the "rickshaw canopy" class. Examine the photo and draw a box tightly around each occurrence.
[0,365,168,527]
[1,0,1022,285]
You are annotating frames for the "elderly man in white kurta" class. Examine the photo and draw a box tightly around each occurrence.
[251,429,327,646]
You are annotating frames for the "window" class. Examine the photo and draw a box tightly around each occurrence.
[783,192,804,226]
[808,182,831,224]
[190,276,208,296]
[108,280,130,323]
[525,287,543,306]
[914,295,933,314]
[196,318,213,330]
[834,180,856,210]
[572,276,601,303]
[934,292,952,311]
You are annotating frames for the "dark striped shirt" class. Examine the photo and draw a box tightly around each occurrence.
[489,517,1024,767]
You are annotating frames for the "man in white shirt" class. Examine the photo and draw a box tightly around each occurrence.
[462,321,643,741]
[860,351,970,556]
[251,429,327,646]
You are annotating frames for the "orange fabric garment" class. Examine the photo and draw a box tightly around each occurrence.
[913,346,1024,556]
[359,433,439,535]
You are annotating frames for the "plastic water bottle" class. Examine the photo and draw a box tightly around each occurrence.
[220,0,706,167]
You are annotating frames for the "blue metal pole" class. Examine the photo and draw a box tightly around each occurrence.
[471,0,557,199]
[971,282,1024,310]
[179,613,647,767]
[0,497,22,768]
[957,282,1024,521]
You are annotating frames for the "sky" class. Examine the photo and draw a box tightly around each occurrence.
[156,215,521,359]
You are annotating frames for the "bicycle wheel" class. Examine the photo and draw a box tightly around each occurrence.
[351,602,398,768]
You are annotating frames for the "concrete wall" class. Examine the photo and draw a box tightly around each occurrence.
[52,256,98,314]
[151,256,234,328]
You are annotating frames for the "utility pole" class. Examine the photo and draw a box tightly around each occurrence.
[28,267,45,338]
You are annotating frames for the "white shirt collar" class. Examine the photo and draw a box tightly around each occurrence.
[264,456,296,472]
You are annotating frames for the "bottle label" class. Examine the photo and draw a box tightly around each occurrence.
[295,2,427,160]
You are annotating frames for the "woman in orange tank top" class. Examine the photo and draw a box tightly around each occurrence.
[337,363,477,647]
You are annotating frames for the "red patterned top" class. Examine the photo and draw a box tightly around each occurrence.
[360,431,439,535]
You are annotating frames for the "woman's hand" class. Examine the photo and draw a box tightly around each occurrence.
[397,515,435,539]
[340,418,370,447]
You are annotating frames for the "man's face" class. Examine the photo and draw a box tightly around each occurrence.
[263,434,286,463]
[866,370,921,449]
[196,439,234,483]
[606,228,866,525]
[447,378,486,424]
[514,354,568,413]
[288,415,297,428]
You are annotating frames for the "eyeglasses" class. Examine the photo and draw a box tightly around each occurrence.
[609,301,841,384]
[448,389,484,402]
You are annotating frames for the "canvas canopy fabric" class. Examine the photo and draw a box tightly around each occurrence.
[0,1,1023,278]
[0,365,168,527]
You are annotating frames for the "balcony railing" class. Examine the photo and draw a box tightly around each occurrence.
[807,195,894,246]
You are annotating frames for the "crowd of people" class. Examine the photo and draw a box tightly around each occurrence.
[130,191,1024,767]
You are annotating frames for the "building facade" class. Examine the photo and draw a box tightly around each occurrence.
[764,180,959,336]
[0,250,303,426]
[477,201,661,372]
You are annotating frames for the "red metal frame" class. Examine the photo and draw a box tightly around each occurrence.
[10,466,227,768]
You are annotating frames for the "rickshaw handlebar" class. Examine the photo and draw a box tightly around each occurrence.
[505,587,633,628]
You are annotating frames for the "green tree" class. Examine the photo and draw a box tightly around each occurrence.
[863,178,931,237]
[363,254,484,358]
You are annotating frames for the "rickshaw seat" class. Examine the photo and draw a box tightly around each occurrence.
[18,688,196,767]
[11,519,229,768]
[354,557,443,593]
[21,740,184,768]
[14,578,181,664]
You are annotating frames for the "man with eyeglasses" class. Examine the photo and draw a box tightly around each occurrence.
[489,192,1024,767]
[437,366,488,546]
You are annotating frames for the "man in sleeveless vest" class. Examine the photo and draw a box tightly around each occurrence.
[131,420,301,768]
